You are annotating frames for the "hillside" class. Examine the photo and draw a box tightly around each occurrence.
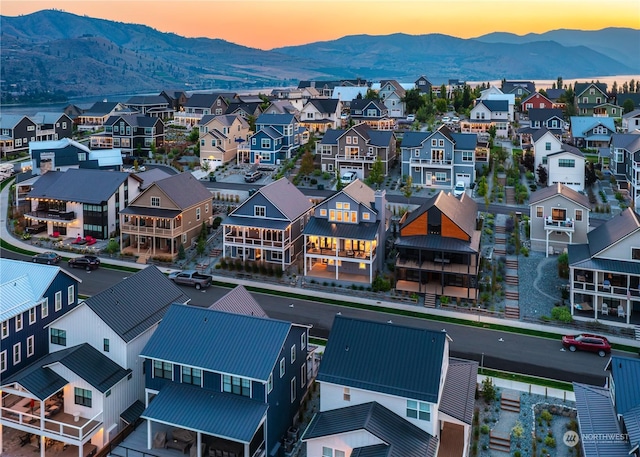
[1,10,638,102]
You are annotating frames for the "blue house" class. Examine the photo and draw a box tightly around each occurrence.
[139,300,311,457]
[0,258,80,379]
[569,116,617,149]
[249,113,307,164]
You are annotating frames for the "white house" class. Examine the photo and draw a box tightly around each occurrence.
[532,128,585,190]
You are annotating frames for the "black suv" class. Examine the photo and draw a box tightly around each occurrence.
[68,255,101,271]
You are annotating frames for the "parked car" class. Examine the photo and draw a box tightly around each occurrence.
[32,251,61,265]
[168,270,213,290]
[406,114,416,122]
[244,171,263,183]
[442,116,451,123]
[452,116,460,123]
[340,171,358,185]
[68,255,101,271]
[561,333,611,357]
[453,181,466,197]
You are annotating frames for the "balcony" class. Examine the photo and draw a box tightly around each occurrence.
[306,246,375,260]
[225,235,284,248]
[408,158,453,166]
[396,256,478,274]
[544,217,575,232]
[336,153,378,162]
[25,210,76,222]
[121,223,180,237]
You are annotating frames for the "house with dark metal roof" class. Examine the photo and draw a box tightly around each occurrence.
[138,301,312,457]
[349,99,394,130]
[159,89,188,112]
[302,316,477,457]
[0,114,38,156]
[90,114,165,157]
[298,98,342,133]
[461,100,510,137]
[529,183,591,256]
[198,114,251,165]
[30,112,74,142]
[415,75,433,94]
[25,168,140,239]
[609,133,640,211]
[303,180,387,284]
[532,127,585,190]
[247,113,308,164]
[124,95,173,120]
[223,177,313,268]
[208,285,268,317]
[400,125,479,191]
[75,101,128,131]
[119,172,213,261]
[568,207,640,326]
[0,343,132,456]
[0,259,81,380]
[395,190,480,303]
[501,80,535,98]
[175,92,236,127]
[574,82,609,116]
[317,123,396,179]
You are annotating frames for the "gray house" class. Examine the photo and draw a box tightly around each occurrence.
[609,133,640,212]
[529,183,591,256]
[222,178,313,268]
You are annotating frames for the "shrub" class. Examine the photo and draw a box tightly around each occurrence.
[480,424,490,434]
[512,421,524,439]
[544,436,556,448]
[372,275,391,292]
[481,377,496,404]
[540,409,553,423]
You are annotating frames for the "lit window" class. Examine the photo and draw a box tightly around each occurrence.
[15,314,22,332]
[363,213,370,221]
[29,308,36,325]
[320,209,327,217]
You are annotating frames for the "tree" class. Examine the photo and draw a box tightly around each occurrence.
[435,98,447,113]
[366,157,384,189]
[623,98,635,114]
[299,151,315,176]
[481,377,496,404]
[522,151,534,171]
[188,127,199,143]
[630,79,636,92]
[585,162,597,187]
[462,85,472,109]
[611,81,618,95]
[336,170,344,191]
[402,175,414,205]
[439,83,447,99]
[258,93,271,111]
[536,164,548,186]
[365,88,380,100]
[247,114,257,132]
[402,89,426,114]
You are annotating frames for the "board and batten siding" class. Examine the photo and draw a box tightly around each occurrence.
[126,325,161,402]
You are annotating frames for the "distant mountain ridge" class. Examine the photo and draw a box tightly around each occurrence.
[1,10,638,101]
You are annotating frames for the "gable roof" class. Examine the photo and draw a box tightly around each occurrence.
[0,114,33,129]
[140,304,292,381]
[521,92,552,106]
[529,183,590,208]
[317,316,446,403]
[256,113,295,125]
[208,285,267,318]
[341,179,377,211]
[451,132,477,150]
[570,116,616,137]
[105,114,160,128]
[254,177,313,220]
[478,99,508,112]
[135,168,172,189]
[83,101,123,116]
[611,133,640,152]
[81,266,189,342]
[528,108,564,123]
[585,207,640,257]
[306,98,340,114]
[350,98,387,113]
[531,127,558,142]
[31,112,70,125]
[502,80,535,94]
[574,82,608,97]
[27,168,130,204]
[302,402,437,457]
[185,93,230,108]
[439,358,478,425]
[607,356,640,416]
[623,405,640,453]
[147,172,213,209]
[401,191,478,238]
[125,95,169,106]
[3,343,130,399]
[0,259,80,321]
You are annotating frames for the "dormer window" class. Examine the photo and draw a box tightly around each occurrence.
[254,206,266,217]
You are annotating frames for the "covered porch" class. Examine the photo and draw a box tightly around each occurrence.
[120,206,184,258]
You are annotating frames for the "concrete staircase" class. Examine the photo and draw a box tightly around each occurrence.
[489,432,511,453]
[494,223,507,255]
[505,186,516,205]
[634,325,640,341]
[209,248,222,258]
[424,293,437,308]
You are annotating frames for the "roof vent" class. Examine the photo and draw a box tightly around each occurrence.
[345,345,349,352]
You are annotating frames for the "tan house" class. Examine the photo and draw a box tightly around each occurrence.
[198,114,251,166]
[119,172,213,261]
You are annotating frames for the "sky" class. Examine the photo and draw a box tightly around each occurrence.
[2,0,639,50]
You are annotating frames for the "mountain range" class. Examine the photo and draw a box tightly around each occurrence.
[1,10,638,100]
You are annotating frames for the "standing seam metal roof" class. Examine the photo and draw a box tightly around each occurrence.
[438,358,478,424]
[27,169,130,204]
[609,356,640,416]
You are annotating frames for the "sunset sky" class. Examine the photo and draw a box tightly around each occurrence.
[2,0,639,50]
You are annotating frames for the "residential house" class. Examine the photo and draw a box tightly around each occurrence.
[303,180,387,284]
[569,207,640,326]
[0,114,38,156]
[518,109,565,148]
[349,99,394,130]
[0,259,80,379]
[447,79,466,97]
[400,126,479,190]
[545,88,568,110]
[91,114,165,157]
[226,101,264,120]
[415,75,433,94]
[76,101,128,131]
[222,178,313,268]
[618,92,640,111]
[29,138,123,176]
[520,92,554,113]
[501,80,535,98]
[248,113,306,164]
[379,80,407,118]
[528,183,591,256]
[609,133,640,209]
[298,98,342,134]
[569,116,616,149]
[269,88,306,111]
[302,315,478,457]
[574,82,608,116]
[395,191,480,303]
[593,102,623,118]
[175,92,235,127]
[331,87,369,106]
[0,343,133,455]
[533,127,585,190]
[198,114,251,166]
[159,89,188,112]
[573,355,640,456]
[317,124,396,179]
[119,172,213,260]
[139,301,311,457]
[30,112,74,142]
[263,100,299,116]
[622,109,640,133]
[124,95,173,120]
[461,100,510,137]
[25,168,139,239]
[45,266,189,405]
[479,91,516,121]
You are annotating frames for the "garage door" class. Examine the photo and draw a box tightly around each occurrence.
[455,173,471,187]
[340,167,363,180]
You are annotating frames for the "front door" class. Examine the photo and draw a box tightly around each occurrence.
[425,172,432,186]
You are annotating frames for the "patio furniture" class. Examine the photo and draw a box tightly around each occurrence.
[574,302,593,311]
[601,303,609,315]
[152,431,167,449]
[618,305,626,318]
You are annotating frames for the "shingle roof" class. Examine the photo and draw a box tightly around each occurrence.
[307,99,340,114]
[319,128,344,145]
[611,133,640,152]
[126,95,169,105]
[575,82,607,97]
[531,127,555,142]
[439,358,478,424]
[401,191,478,238]
[528,108,564,123]
[208,285,267,318]
[545,88,565,101]
[302,402,437,457]
[0,259,79,321]
[529,183,590,208]
[303,217,380,241]
[141,304,291,381]
[82,101,122,116]
[185,93,224,108]
[586,208,640,257]
[608,356,640,416]
[400,131,430,148]
[141,382,267,443]
[82,266,189,342]
[573,382,631,456]
[256,113,295,125]
[134,168,172,189]
[149,172,213,209]
[105,114,159,127]
[451,132,477,150]
[341,179,377,210]
[366,129,394,147]
[257,178,313,221]
[317,316,446,403]
[27,168,130,204]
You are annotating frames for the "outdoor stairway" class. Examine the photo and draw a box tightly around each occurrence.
[505,186,516,205]
[495,225,506,234]
[489,432,511,453]
[209,248,222,257]
[500,392,521,413]
[504,303,520,319]
[634,325,640,341]
[424,293,437,308]
[136,254,150,264]
[505,256,519,286]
